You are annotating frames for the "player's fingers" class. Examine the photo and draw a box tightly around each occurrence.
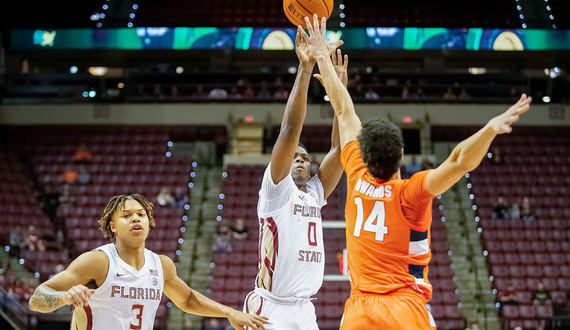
[304,17,313,36]
[313,14,319,35]
[313,74,325,87]
[343,54,348,70]
[298,26,309,43]
[321,16,326,35]
[330,40,344,53]
[336,49,342,66]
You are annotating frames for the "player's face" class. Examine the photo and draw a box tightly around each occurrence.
[110,199,150,243]
[291,146,311,186]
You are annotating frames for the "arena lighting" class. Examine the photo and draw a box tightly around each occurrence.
[245,115,254,122]
[543,96,551,103]
[89,91,96,98]
[469,67,486,75]
[287,66,297,74]
[403,116,412,124]
[70,66,78,74]
[127,22,133,28]
[88,66,108,76]
[176,66,184,74]
[117,82,124,89]
[90,13,100,21]
[323,95,330,101]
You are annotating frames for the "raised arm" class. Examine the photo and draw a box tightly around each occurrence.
[425,94,532,196]
[299,16,361,149]
[29,251,107,312]
[269,32,316,184]
[270,27,343,184]
[161,255,269,330]
[314,49,348,198]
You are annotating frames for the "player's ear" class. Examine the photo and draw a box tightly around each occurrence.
[109,219,116,233]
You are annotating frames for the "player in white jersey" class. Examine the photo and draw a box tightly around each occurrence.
[30,194,269,330]
[243,23,345,330]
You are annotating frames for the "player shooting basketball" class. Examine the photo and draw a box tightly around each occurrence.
[242,20,345,330]
[300,14,532,329]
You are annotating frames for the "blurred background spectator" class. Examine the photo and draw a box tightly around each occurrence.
[532,282,552,306]
[521,196,536,222]
[208,86,229,99]
[212,221,232,253]
[492,196,509,219]
[74,144,92,164]
[172,187,189,208]
[63,164,78,184]
[443,87,457,101]
[157,187,174,207]
[24,225,45,252]
[231,218,248,240]
[77,165,91,185]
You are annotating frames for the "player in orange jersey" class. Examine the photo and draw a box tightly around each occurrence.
[300,14,532,329]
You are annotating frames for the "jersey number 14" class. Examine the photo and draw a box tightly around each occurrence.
[353,198,388,241]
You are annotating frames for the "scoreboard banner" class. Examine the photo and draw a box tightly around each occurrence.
[10,27,570,51]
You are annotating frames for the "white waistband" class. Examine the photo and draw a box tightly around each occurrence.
[254,287,314,305]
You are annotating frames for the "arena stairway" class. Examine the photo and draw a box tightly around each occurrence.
[435,142,500,330]
[167,165,223,330]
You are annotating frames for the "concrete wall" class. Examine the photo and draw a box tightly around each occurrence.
[1,103,568,127]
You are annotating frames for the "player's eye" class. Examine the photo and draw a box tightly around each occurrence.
[138,213,145,217]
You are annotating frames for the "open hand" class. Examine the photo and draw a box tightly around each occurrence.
[298,14,343,60]
[295,31,313,64]
[64,285,96,308]
[314,48,349,87]
[487,94,532,134]
[227,310,270,330]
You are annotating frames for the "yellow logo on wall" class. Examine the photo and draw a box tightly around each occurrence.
[33,30,57,47]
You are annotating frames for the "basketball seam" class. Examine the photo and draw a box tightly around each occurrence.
[320,0,330,17]
[294,0,312,18]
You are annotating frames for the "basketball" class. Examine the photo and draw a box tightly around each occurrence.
[283,0,334,29]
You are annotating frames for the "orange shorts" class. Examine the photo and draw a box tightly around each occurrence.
[339,289,437,330]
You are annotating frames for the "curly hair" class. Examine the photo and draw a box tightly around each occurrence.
[357,118,404,181]
[98,194,156,240]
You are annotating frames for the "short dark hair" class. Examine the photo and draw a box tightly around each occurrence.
[98,194,155,240]
[298,142,308,154]
[357,118,404,180]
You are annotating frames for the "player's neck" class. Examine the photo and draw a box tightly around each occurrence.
[295,183,307,193]
[114,241,145,271]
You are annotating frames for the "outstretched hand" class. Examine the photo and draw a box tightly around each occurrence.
[314,48,349,88]
[488,94,532,134]
[298,14,343,60]
[227,309,270,330]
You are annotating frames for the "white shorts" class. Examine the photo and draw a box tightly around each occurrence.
[243,291,319,330]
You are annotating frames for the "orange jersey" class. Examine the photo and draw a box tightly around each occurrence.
[340,141,436,301]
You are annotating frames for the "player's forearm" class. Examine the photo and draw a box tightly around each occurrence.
[315,54,360,147]
[280,62,313,133]
[29,284,68,313]
[181,289,235,318]
[314,54,351,117]
[449,124,497,172]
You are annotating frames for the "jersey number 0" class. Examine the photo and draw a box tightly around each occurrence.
[353,198,388,241]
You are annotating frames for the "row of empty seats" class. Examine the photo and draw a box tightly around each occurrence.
[453,126,570,330]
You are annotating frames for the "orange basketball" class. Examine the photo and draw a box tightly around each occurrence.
[283,0,334,29]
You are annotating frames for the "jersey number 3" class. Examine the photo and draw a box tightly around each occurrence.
[353,198,388,241]
[130,304,144,330]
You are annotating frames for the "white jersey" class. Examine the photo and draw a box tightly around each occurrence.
[71,243,164,330]
[254,163,326,299]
